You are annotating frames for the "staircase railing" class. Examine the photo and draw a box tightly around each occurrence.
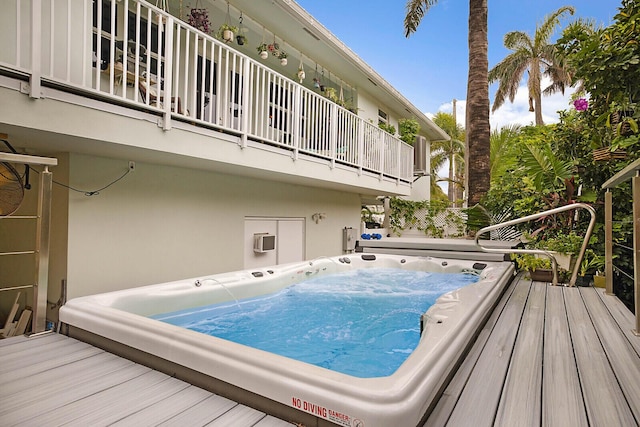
[474,203,597,286]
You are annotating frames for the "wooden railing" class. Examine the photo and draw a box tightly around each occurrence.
[0,0,414,182]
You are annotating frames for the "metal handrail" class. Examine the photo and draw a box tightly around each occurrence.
[474,203,597,286]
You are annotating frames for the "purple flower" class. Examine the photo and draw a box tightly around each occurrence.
[573,98,588,112]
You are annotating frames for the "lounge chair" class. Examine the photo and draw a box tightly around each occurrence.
[138,79,184,115]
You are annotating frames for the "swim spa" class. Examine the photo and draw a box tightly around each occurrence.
[60,254,515,427]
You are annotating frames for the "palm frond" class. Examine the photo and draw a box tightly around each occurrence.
[404,0,438,37]
[489,50,530,111]
[503,31,533,51]
[521,143,574,192]
[534,6,575,48]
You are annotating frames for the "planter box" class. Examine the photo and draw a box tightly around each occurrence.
[593,275,606,288]
[592,147,627,162]
[530,269,553,282]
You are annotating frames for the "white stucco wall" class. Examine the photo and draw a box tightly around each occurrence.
[63,153,361,300]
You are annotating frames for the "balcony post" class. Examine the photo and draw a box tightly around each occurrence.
[329,103,338,169]
[240,57,251,147]
[291,84,301,158]
[29,0,42,98]
[379,131,384,180]
[396,140,402,181]
[161,15,174,131]
[357,119,364,175]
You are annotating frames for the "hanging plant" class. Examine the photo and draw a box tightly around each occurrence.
[187,1,211,34]
[217,2,237,43]
[236,12,246,45]
[279,51,288,66]
[257,43,268,59]
[268,43,279,54]
[217,24,238,42]
[297,60,305,83]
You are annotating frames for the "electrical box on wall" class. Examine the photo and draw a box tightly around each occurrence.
[343,227,357,252]
[254,233,276,253]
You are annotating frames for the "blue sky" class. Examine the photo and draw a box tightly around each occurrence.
[295,0,620,129]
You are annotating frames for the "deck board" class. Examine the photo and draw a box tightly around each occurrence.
[580,286,640,421]
[156,394,238,426]
[424,276,520,427]
[2,272,639,427]
[541,285,587,426]
[444,274,532,426]
[109,385,212,426]
[564,289,636,426]
[494,281,545,426]
[425,273,640,427]
[594,286,640,356]
[0,333,293,427]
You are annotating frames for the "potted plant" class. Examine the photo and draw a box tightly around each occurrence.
[236,34,246,45]
[511,253,555,282]
[217,24,238,43]
[593,271,606,288]
[297,66,305,83]
[256,43,268,59]
[278,51,288,66]
[537,232,584,271]
[187,6,211,34]
[511,231,585,283]
[268,42,279,54]
[576,249,605,286]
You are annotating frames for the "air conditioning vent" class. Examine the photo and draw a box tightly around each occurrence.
[254,233,276,253]
[413,136,427,175]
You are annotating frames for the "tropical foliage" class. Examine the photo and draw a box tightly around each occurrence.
[489,6,575,125]
[490,124,521,184]
[398,118,421,145]
[431,112,465,205]
[556,0,640,154]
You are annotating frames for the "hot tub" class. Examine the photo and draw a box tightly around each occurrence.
[60,254,514,427]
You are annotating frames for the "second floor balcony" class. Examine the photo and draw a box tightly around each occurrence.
[0,0,429,195]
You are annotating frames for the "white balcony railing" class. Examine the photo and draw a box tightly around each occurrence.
[0,0,414,182]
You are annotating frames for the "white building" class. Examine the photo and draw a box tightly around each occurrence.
[0,0,448,325]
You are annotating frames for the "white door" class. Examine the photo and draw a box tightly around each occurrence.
[244,217,305,269]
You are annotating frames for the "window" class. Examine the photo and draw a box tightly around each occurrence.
[378,109,388,126]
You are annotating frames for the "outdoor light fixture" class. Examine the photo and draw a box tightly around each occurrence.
[311,213,326,224]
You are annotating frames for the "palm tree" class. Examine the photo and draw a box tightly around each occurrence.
[489,6,575,126]
[405,0,490,206]
[432,112,466,205]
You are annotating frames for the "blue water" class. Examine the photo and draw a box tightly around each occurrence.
[153,268,479,378]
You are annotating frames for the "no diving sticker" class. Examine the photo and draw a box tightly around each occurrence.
[291,397,363,427]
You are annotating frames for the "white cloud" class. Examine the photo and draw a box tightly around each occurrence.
[429,77,578,194]
[434,77,577,130]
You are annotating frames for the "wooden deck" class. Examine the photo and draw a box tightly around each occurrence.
[0,333,294,426]
[1,273,639,426]
[425,273,640,427]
